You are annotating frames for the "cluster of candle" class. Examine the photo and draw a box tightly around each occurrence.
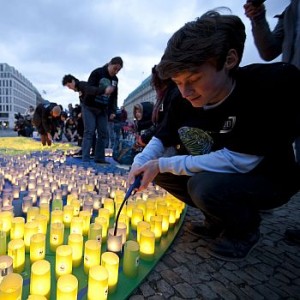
[0,152,185,299]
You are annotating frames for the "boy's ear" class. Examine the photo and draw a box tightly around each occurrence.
[225,49,239,69]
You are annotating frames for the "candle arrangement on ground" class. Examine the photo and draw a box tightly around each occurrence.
[0,150,186,299]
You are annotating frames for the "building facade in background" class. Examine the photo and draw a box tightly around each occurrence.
[0,63,43,129]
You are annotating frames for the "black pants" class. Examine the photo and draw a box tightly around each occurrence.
[154,172,298,235]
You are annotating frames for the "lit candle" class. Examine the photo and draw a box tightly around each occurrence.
[50,222,64,252]
[27,206,40,222]
[136,221,150,243]
[0,231,6,255]
[51,210,63,224]
[0,273,23,299]
[107,229,123,254]
[88,223,102,243]
[52,198,63,211]
[71,199,81,216]
[7,238,25,273]
[131,208,144,230]
[139,229,155,261]
[30,259,51,298]
[144,203,156,222]
[56,274,78,300]
[68,233,83,267]
[84,240,101,275]
[40,192,51,204]
[35,214,48,235]
[158,210,170,234]
[98,208,110,225]
[30,233,46,263]
[150,215,163,242]
[63,205,73,228]
[70,216,83,235]
[24,221,39,252]
[22,196,33,213]
[39,203,50,224]
[94,216,108,243]
[118,214,130,238]
[101,251,119,293]
[0,211,13,236]
[27,294,47,299]
[123,240,139,278]
[10,217,25,240]
[168,207,177,228]
[126,201,135,219]
[79,211,91,236]
[103,198,114,218]
[0,255,13,283]
[55,245,73,278]
[87,265,108,300]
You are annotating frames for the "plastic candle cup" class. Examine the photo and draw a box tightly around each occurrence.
[0,255,13,282]
[88,223,102,243]
[63,205,74,228]
[118,214,130,238]
[70,216,83,235]
[107,229,123,255]
[87,265,109,300]
[94,216,108,243]
[30,233,46,263]
[50,222,64,252]
[101,251,119,294]
[136,221,150,243]
[56,274,78,300]
[123,240,140,278]
[55,245,73,278]
[26,207,40,223]
[67,233,83,267]
[131,208,144,230]
[24,221,39,252]
[158,211,170,235]
[0,211,13,236]
[144,203,156,222]
[27,295,47,299]
[0,231,7,255]
[52,198,63,211]
[0,273,23,299]
[103,198,114,218]
[150,215,163,242]
[139,229,155,261]
[79,210,91,236]
[22,196,33,213]
[7,238,25,273]
[10,217,25,240]
[168,207,177,228]
[39,203,50,224]
[84,240,101,274]
[34,214,48,235]
[126,201,135,219]
[71,199,81,216]
[98,208,110,225]
[51,210,64,224]
[30,259,51,298]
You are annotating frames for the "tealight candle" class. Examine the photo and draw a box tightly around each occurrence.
[84,240,101,274]
[27,207,40,222]
[158,210,170,234]
[150,215,163,242]
[118,214,130,238]
[35,214,48,235]
[98,208,110,225]
[55,245,73,278]
[30,259,51,298]
[144,203,156,222]
[40,192,51,204]
[0,255,13,282]
[101,251,119,293]
[68,233,83,267]
[39,203,50,224]
[94,216,108,243]
[52,199,63,211]
[56,274,78,300]
[0,273,23,299]
[63,205,73,228]
[103,198,114,217]
[131,208,144,230]
[88,223,102,243]
[168,207,177,228]
[10,217,25,240]
[79,210,91,236]
[51,210,64,224]
[24,221,39,252]
[30,233,46,263]
[107,229,123,254]
[0,211,13,235]
[126,201,135,219]
[136,221,150,243]
[0,231,6,255]
[71,199,81,216]
[50,222,64,252]
[139,229,155,261]
[123,240,140,278]
[7,238,25,273]
[87,265,109,300]
[70,216,83,235]
[22,196,33,213]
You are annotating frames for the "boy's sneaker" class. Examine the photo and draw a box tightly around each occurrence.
[186,221,222,239]
[207,229,260,261]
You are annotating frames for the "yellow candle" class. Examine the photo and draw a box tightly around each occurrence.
[131,208,144,230]
[136,221,150,243]
[24,221,39,252]
[136,200,146,215]
[0,211,13,235]
[0,273,23,299]
[150,215,163,242]
[70,216,83,235]
[30,260,51,298]
[27,206,40,222]
[97,208,110,225]
[35,214,48,235]
[68,233,83,267]
[118,214,129,238]
[0,255,13,281]
[10,217,25,240]
[126,201,135,219]
[0,231,6,255]
[55,245,73,278]
[51,210,63,224]
[30,233,46,263]
[56,274,78,300]
[79,210,91,236]
[88,265,108,300]
[88,223,102,243]
[39,203,50,224]
[158,210,170,234]
[50,222,64,252]
[139,229,155,261]
[144,203,156,222]
[63,205,73,228]
[94,216,108,243]
[7,238,25,273]
[168,207,177,228]
[27,295,47,299]
[101,252,119,294]
[71,199,81,216]
[84,240,101,275]
[123,240,140,278]
[103,198,114,217]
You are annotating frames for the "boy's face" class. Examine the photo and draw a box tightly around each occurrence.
[65,80,76,91]
[172,62,233,108]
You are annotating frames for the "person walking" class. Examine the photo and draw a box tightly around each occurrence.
[244,0,300,244]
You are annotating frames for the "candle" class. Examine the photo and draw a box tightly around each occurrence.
[144,203,156,222]
[98,208,110,225]
[0,273,23,299]
[136,221,150,243]
[107,229,123,254]
[88,223,102,243]
[30,260,51,298]
[30,233,46,263]
[0,211,13,235]
[79,210,91,236]
[88,265,109,300]
[24,221,39,252]
[94,216,108,243]
[131,208,144,230]
[101,252,119,293]
[22,196,33,213]
[7,238,25,273]
[71,199,80,216]
[56,274,78,300]
[126,201,135,219]
[158,210,170,234]
[150,215,163,242]
[70,216,83,235]
[27,295,47,299]
[0,231,6,255]
[10,217,25,240]
[0,255,13,283]
[139,229,155,261]
[27,207,40,223]
[114,222,127,245]
[123,240,140,278]
[50,222,64,252]
[103,198,114,217]
[63,205,73,228]
[168,207,177,228]
[68,233,83,267]
[51,210,64,224]
[39,203,50,224]
[84,240,101,275]
[35,214,48,235]
[52,199,63,211]
[118,214,130,238]
[55,245,73,278]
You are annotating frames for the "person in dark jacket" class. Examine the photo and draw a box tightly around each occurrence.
[32,102,62,146]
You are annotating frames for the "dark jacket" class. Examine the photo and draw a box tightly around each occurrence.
[134,102,154,133]
[86,65,119,115]
[75,80,106,104]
